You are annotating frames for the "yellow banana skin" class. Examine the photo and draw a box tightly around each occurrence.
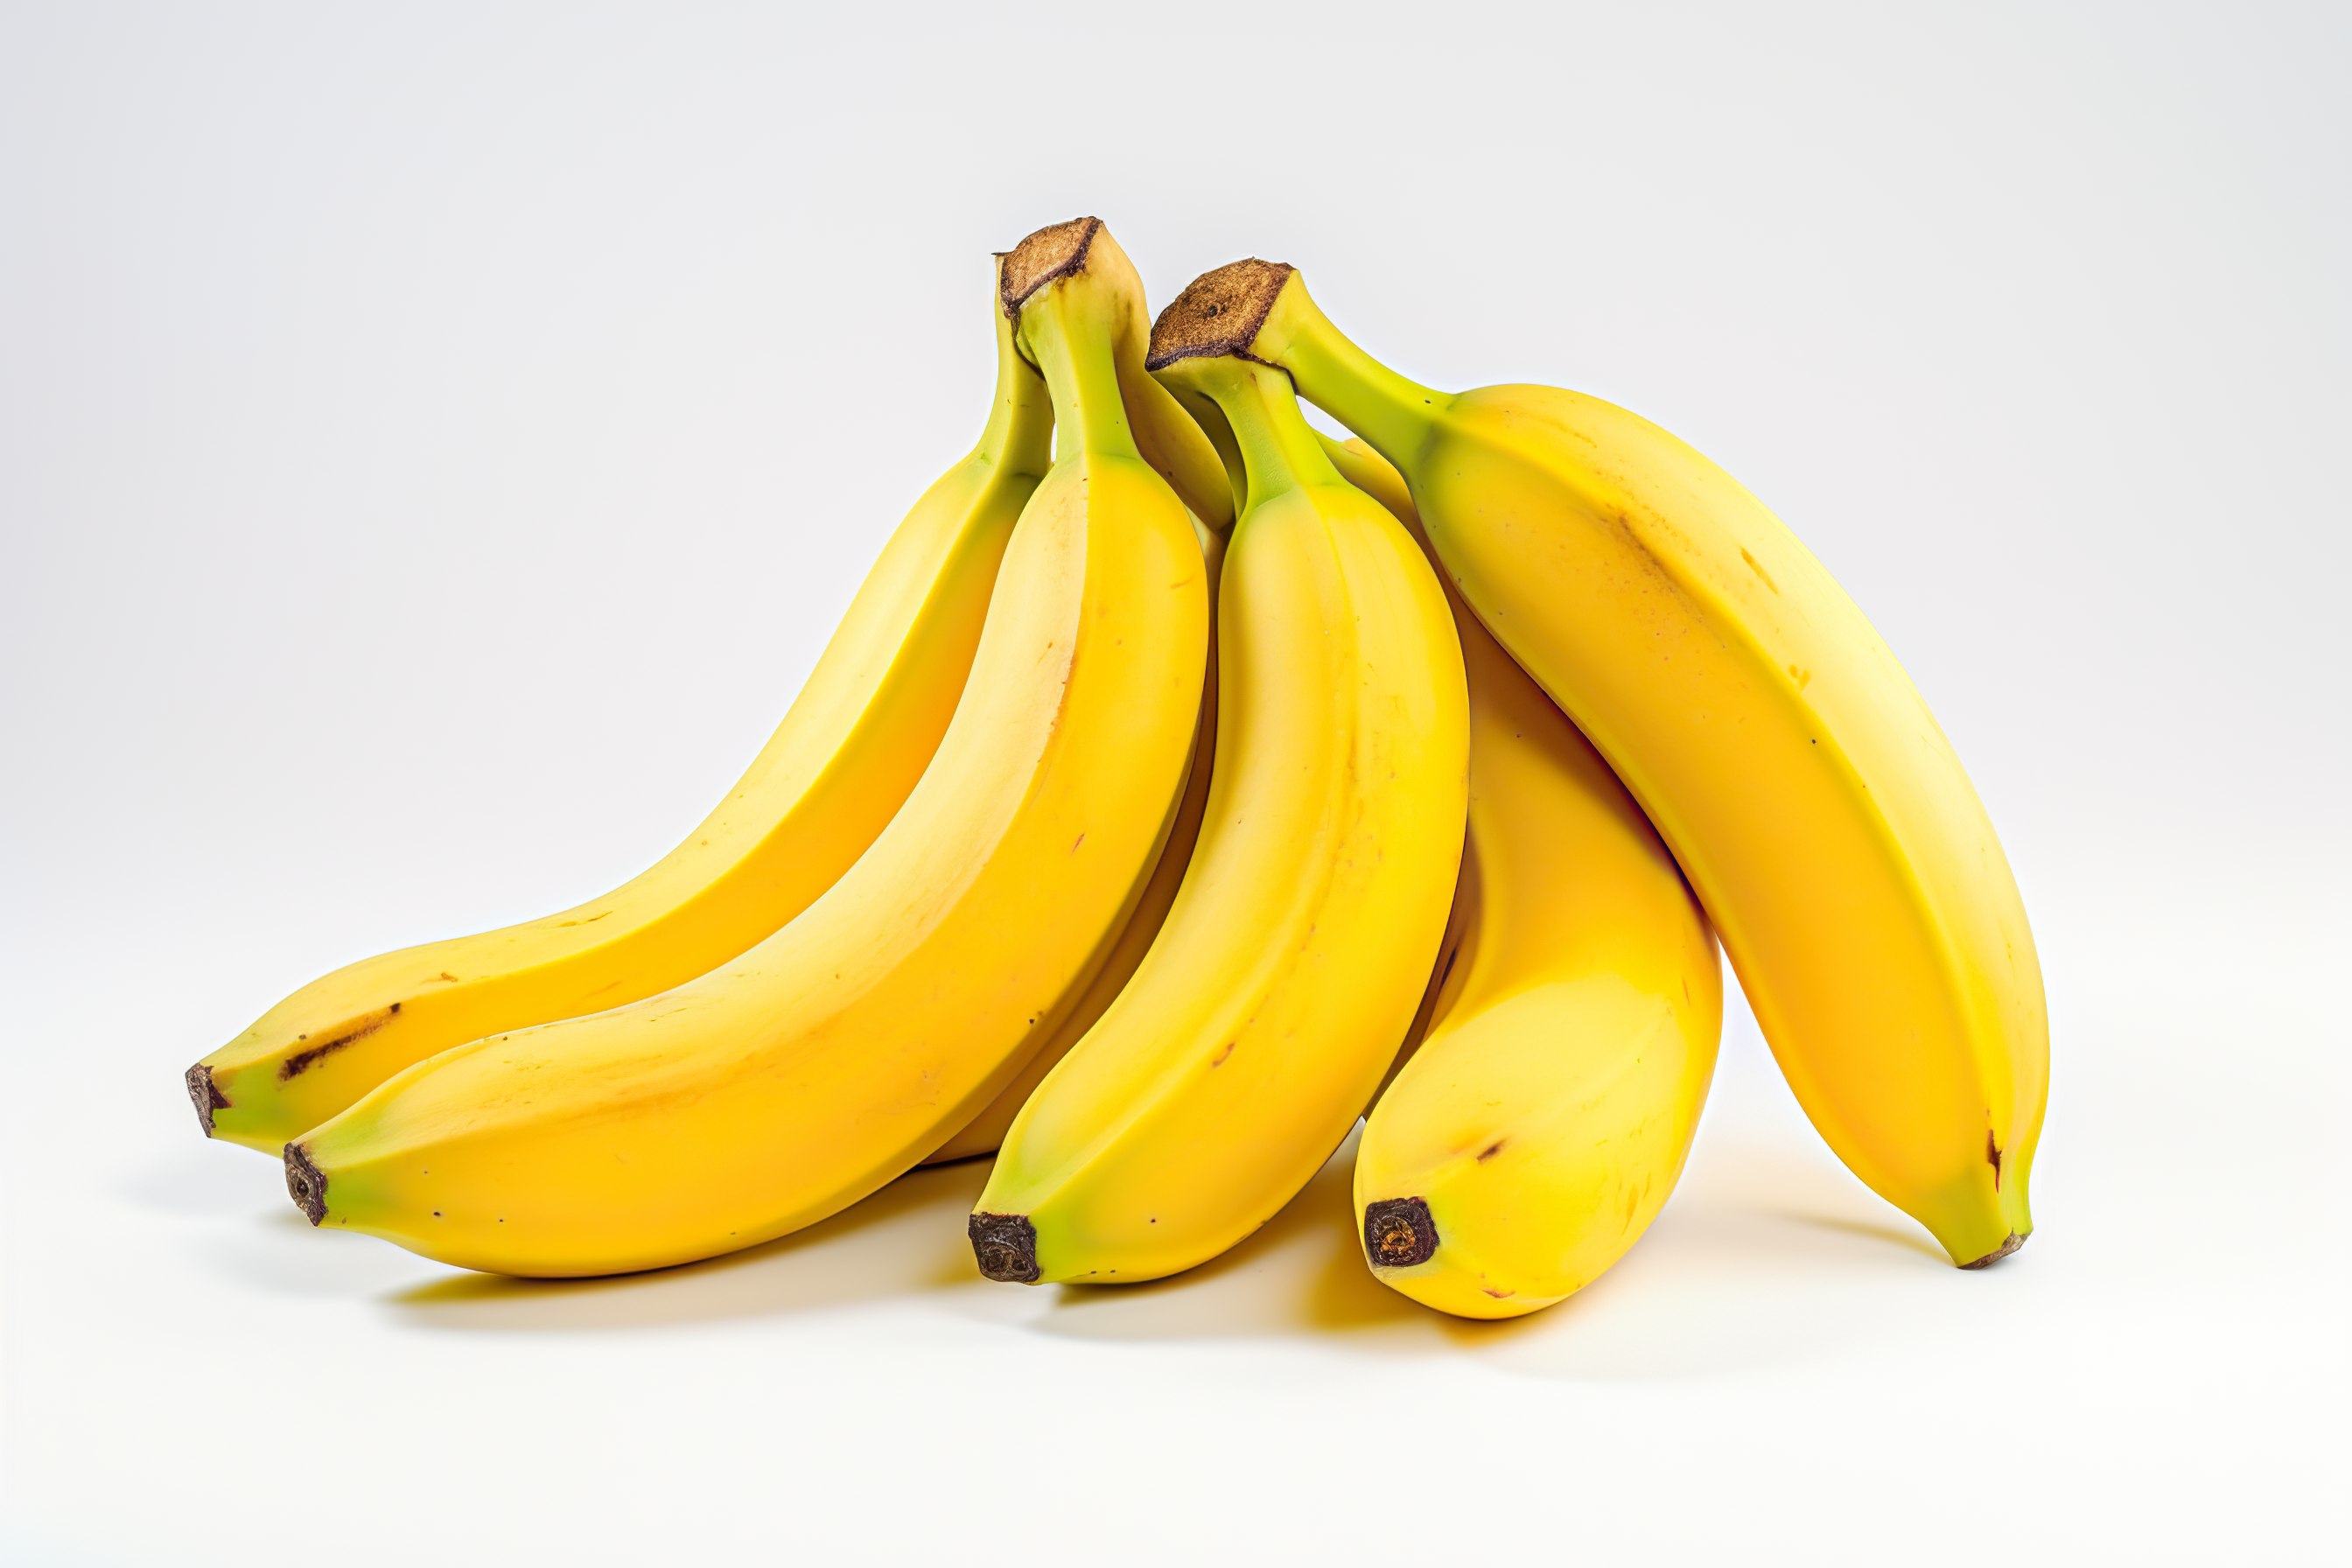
[923,520,1225,1166]
[285,221,1209,1276]
[970,351,1467,1288]
[913,220,1240,1166]
[1186,262,2046,1267]
[187,264,1054,1152]
[1325,436,1464,1116]
[1334,439,1723,1320]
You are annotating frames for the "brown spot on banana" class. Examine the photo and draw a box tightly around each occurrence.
[277,1003,401,1081]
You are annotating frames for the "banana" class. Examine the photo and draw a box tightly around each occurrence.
[282,220,1210,1276]
[1332,438,1722,1320]
[1159,262,2047,1267]
[1323,434,1463,1116]
[188,223,1232,1156]
[186,259,1055,1152]
[968,340,1466,1287]
[923,518,1226,1166]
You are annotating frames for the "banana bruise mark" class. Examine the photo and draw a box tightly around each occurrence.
[1362,1196,1438,1268]
[969,1212,1040,1283]
[184,1062,229,1135]
[1986,1130,2004,1189]
[278,1003,401,1081]
[1475,1138,1506,1162]
[284,1143,329,1225]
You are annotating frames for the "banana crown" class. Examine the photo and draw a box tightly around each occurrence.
[1003,218,1236,528]
[976,252,1055,478]
[1146,272,1366,517]
[1000,220,1146,465]
[1155,259,1455,472]
[1149,359,1340,516]
[998,215,1108,323]
[1144,258,1297,371]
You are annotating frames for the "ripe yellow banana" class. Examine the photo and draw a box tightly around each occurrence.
[186,259,1054,1152]
[1167,261,2047,1267]
[188,222,1231,1157]
[1332,438,1722,1320]
[1324,433,1464,1116]
[283,220,1211,1276]
[924,518,1226,1166]
[969,342,1466,1287]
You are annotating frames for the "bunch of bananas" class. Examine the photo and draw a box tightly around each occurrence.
[189,218,2047,1320]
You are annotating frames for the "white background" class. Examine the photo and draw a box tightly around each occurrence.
[4,3,2346,1563]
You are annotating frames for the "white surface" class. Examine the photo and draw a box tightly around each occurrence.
[4,4,2347,1564]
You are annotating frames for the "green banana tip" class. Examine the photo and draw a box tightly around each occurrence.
[998,216,1102,321]
[284,1144,328,1226]
[1362,1196,1438,1269]
[185,1061,227,1137]
[1145,259,1295,373]
[968,1211,1040,1284]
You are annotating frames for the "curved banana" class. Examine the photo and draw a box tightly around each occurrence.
[1161,262,2047,1267]
[186,260,1054,1152]
[924,518,1225,1166]
[1324,434,1463,1116]
[969,343,1466,1288]
[283,220,1210,1276]
[1333,439,1722,1320]
[922,216,1241,1170]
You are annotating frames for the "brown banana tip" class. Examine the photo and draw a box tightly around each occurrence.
[998,217,1102,318]
[1959,1231,2026,1270]
[969,1212,1040,1284]
[1145,260,1295,371]
[185,1062,228,1136]
[1362,1196,1439,1269]
[284,1144,328,1226]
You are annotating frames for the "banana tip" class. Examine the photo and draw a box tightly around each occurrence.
[968,1212,1040,1284]
[284,1144,328,1226]
[185,1062,227,1136]
[1959,1231,2026,1270]
[1362,1196,1439,1269]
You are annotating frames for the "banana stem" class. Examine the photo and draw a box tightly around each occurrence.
[978,262,1056,476]
[1021,288,1144,463]
[1259,284,1452,478]
[1166,383,1250,514]
[1190,360,1346,515]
